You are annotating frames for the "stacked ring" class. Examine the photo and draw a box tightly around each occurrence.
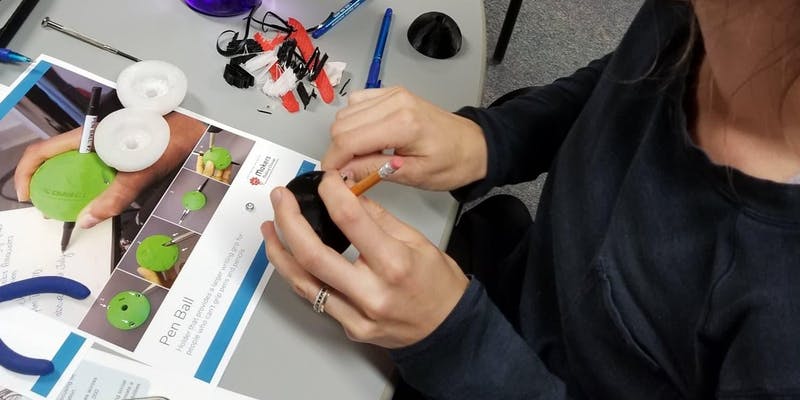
[312,287,330,314]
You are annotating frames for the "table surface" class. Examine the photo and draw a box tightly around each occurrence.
[0,0,486,398]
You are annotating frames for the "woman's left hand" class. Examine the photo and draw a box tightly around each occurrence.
[261,171,469,349]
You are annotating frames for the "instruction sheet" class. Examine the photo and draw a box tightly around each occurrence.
[0,55,318,394]
[0,207,112,326]
[0,307,256,399]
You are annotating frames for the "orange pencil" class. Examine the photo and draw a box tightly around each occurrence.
[350,157,403,196]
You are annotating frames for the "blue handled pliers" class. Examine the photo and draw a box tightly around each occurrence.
[0,276,90,376]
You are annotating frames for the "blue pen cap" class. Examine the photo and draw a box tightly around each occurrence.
[184,0,262,17]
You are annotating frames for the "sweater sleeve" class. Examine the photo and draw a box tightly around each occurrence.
[452,54,612,202]
[390,279,570,400]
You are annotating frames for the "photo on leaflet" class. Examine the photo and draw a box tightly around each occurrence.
[116,216,201,289]
[78,269,169,352]
[0,61,211,267]
[183,126,254,185]
[151,167,229,234]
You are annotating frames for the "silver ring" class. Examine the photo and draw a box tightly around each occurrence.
[312,287,330,314]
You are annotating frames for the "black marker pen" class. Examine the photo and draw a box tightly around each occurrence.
[78,87,102,153]
[63,86,103,252]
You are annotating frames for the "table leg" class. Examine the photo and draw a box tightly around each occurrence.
[491,0,523,64]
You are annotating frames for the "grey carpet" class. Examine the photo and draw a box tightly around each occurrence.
[473,0,642,215]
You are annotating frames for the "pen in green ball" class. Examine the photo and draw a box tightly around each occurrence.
[62,86,103,252]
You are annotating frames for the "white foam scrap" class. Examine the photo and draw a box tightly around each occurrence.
[242,51,278,85]
[262,67,298,97]
[322,61,347,86]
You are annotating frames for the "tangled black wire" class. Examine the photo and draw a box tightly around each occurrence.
[217,7,329,92]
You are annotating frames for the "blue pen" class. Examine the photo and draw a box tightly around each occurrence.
[365,8,392,89]
[312,0,369,39]
[0,48,31,63]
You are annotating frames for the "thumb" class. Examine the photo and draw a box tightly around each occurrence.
[76,180,138,228]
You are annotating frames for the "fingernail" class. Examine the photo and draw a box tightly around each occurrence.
[77,212,101,229]
[15,189,23,202]
[270,188,282,204]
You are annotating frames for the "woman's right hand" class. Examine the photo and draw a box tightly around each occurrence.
[322,86,488,191]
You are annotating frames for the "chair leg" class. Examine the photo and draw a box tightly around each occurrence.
[491,0,523,64]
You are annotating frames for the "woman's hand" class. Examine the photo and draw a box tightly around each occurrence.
[323,86,488,191]
[261,171,469,348]
[15,112,206,228]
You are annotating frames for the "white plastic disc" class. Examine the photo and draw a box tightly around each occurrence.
[116,60,188,115]
[94,108,170,172]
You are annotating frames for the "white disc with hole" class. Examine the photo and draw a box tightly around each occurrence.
[94,108,170,172]
[116,60,188,115]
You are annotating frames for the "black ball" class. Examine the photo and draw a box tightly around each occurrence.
[285,171,351,254]
[407,12,463,59]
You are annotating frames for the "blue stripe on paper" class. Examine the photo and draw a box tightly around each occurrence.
[296,160,316,175]
[0,61,52,119]
[193,159,316,382]
[31,333,85,396]
[194,242,269,382]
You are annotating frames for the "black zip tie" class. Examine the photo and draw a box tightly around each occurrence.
[277,39,297,65]
[307,48,328,82]
[216,6,262,57]
[249,10,317,34]
[224,63,254,88]
[297,82,317,110]
[276,39,311,80]
[257,109,273,114]
[338,78,351,95]
[290,51,309,79]
[217,30,256,57]
[224,54,257,88]
[250,11,294,33]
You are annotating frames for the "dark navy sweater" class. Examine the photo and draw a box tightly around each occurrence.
[390,1,800,398]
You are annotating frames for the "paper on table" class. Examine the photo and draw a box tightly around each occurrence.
[0,385,33,400]
[60,349,257,400]
[0,306,91,399]
[0,305,257,400]
[0,207,112,326]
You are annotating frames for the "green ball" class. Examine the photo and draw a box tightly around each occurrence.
[181,190,207,211]
[106,290,151,330]
[136,234,180,272]
[203,146,232,170]
[29,151,116,222]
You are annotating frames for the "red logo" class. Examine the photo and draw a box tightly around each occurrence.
[249,177,261,185]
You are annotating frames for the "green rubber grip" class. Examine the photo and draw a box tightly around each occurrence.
[181,190,207,211]
[203,146,232,170]
[29,151,116,222]
[136,234,180,272]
